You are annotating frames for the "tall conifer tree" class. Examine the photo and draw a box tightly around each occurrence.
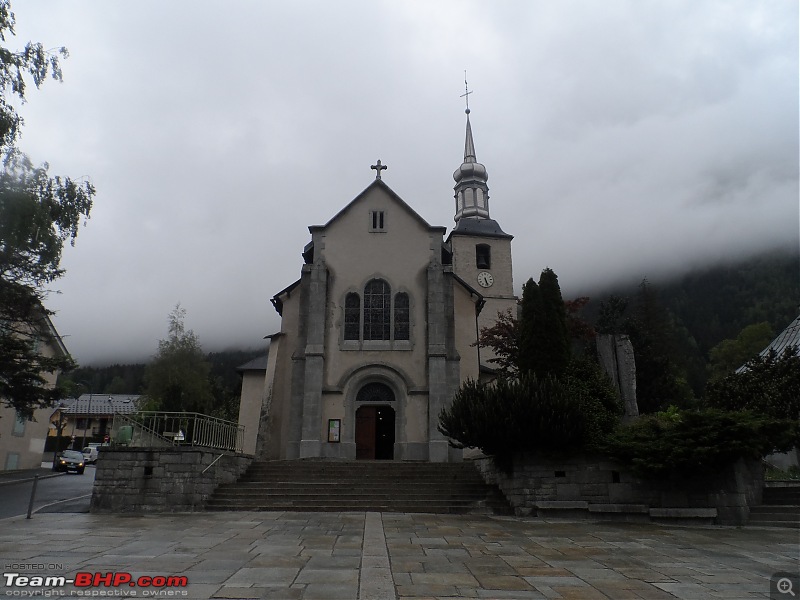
[537,268,570,377]
[517,277,540,375]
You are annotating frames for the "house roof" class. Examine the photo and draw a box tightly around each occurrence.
[42,313,69,357]
[737,314,800,372]
[762,315,800,356]
[450,271,485,315]
[237,352,269,372]
[446,217,513,241]
[271,279,301,316]
[59,394,141,415]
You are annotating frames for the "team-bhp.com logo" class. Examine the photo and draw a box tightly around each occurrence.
[4,571,188,597]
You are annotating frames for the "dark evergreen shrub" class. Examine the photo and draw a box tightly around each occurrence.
[705,347,800,420]
[438,370,618,461]
[605,408,799,479]
[564,358,623,450]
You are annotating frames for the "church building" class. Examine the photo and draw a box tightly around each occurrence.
[239,109,516,462]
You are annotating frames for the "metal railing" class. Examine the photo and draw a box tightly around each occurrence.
[110,412,245,453]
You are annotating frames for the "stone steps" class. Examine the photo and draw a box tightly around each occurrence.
[207,459,513,514]
[749,485,800,528]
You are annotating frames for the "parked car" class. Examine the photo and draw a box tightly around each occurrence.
[81,446,99,465]
[53,450,85,474]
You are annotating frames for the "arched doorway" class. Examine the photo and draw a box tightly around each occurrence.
[355,405,395,460]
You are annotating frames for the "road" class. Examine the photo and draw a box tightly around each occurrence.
[0,466,95,519]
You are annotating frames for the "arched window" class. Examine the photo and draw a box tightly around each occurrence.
[363,279,391,340]
[394,293,409,340]
[344,292,360,340]
[357,382,395,403]
[476,244,491,269]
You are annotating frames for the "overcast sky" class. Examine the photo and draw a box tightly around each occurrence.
[8,1,798,365]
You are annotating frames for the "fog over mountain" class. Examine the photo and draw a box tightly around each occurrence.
[8,1,797,365]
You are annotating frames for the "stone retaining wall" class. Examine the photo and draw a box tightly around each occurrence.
[90,447,253,513]
[474,454,763,525]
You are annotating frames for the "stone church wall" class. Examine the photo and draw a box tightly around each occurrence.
[474,454,763,526]
[90,447,252,513]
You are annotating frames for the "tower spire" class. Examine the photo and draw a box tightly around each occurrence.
[453,75,489,222]
[461,72,476,163]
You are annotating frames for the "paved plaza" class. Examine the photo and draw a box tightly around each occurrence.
[0,510,797,599]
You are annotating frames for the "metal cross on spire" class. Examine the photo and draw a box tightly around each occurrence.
[460,70,472,114]
[371,159,387,180]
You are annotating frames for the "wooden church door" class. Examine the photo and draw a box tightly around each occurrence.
[355,405,395,460]
[355,406,377,459]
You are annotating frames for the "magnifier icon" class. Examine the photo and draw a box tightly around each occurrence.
[778,578,796,596]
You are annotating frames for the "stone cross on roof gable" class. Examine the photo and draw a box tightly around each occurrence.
[371,160,387,180]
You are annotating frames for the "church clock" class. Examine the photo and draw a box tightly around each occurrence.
[477,271,494,288]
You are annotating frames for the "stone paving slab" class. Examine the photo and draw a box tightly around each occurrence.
[0,511,796,599]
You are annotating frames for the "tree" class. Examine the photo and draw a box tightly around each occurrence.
[515,269,570,378]
[0,0,95,417]
[625,279,694,413]
[144,305,214,414]
[517,277,540,375]
[536,268,570,377]
[707,322,774,382]
[564,296,594,344]
[705,347,800,421]
[475,308,519,376]
[595,294,628,334]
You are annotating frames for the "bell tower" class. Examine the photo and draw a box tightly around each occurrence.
[447,100,516,369]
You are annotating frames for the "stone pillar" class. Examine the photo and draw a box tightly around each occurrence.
[597,334,639,419]
[299,261,328,458]
[427,264,456,462]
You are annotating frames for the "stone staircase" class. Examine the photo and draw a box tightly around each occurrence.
[206,459,513,514]
[748,485,800,528]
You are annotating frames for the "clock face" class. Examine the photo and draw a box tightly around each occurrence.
[477,271,494,288]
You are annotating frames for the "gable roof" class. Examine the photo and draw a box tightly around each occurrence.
[736,314,800,372]
[237,351,269,372]
[58,394,142,415]
[765,315,800,356]
[308,179,446,234]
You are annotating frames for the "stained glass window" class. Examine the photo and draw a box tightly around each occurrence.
[344,293,360,340]
[394,293,409,340]
[357,382,395,403]
[364,279,391,340]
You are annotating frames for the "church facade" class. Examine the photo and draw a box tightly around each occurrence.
[239,112,516,462]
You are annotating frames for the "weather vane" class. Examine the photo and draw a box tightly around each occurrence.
[460,70,472,114]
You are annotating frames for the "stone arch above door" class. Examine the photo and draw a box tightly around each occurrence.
[341,366,409,461]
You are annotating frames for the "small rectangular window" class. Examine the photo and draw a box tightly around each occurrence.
[11,412,25,437]
[369,210,386,232]
[4,453,19,470]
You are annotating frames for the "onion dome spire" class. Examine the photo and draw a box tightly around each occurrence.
[453,104,490,222]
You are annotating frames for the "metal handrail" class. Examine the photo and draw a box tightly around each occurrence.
[110,411,245,453]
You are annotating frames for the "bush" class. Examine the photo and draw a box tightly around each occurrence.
[564,359,623,450]
[438,368,620,461]
[705,347,800,420]
[605,408,799,479]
